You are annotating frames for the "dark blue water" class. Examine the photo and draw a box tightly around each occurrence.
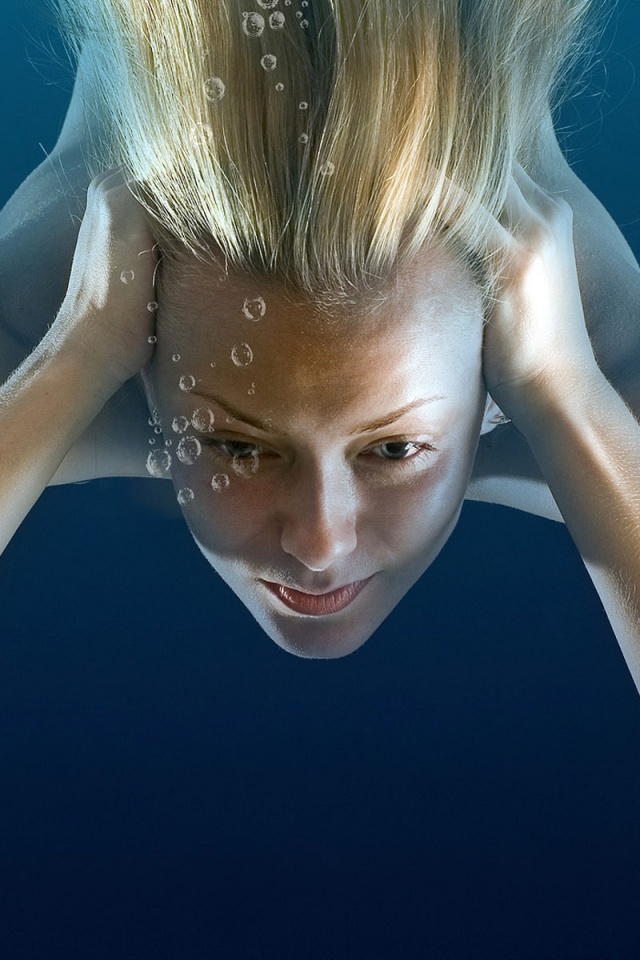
[1,2,639,958]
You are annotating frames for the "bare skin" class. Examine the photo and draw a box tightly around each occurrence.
[1,59,639,520]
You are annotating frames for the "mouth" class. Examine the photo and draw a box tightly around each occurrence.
[259,576,375,616]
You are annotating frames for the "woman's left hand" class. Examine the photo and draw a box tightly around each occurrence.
[482,162,600,421]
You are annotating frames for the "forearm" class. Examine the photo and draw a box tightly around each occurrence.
[511,366,640,692]
[0,330,112,555]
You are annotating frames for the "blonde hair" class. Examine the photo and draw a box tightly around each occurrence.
[49,0,600,313]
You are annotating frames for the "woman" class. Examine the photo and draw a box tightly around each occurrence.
[1,0,639,672]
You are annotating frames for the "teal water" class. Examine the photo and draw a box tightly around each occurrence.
[1,2,640,957]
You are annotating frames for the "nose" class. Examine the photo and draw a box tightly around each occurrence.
[280,464,358,572]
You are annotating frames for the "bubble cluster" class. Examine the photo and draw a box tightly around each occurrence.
[190,122,214,146]
[242,296,267,321]
[260,54,277,72]
[177,487,195,506]
[191,407,216,432]
[172,415,190,434]
[179,374,197,392]
[211,473,231,492]
[176,435,203,465]
[146,449,172,478]
[120,270,135,284]
[204,77,226,102]
[242,12,265,37]
[231,342,254,367]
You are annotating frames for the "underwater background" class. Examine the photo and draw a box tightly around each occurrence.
[1,1,639,957]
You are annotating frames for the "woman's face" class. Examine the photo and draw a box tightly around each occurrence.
[146,245,494,658]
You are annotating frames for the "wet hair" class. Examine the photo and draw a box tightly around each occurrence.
[48,0,601,314]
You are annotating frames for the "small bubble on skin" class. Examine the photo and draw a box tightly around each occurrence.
[149,438,156,445]
[191,407,216,432]
[299,133,309,144]
[284,0,291,5]
[296,10,302,18]
[320,160,335,176]
[299,101,308,110]
[147,301,158,312]
[179,374,197,392]
[177,487,195,506]
[154,425,163,435]
[147,335,158,344]
[242,296,266,321]
[301,0,308,6]
[242,12,265,37]
[260,54,277,72]
[146,448,172,478]
[231,342,254,366]
[269,12,285,29]
[211,473,231,492]
[248,383,256,396]
[204,76,226,102]
[165,439,173,447]
[190,122,214,146]
[176,435,203,465]
[120,269,135,284]
[172,353,181,363]
[300,19,309,28]
[219,274,228,282]
[210,361,217,368]
[275,82,284,92]
[232,452,260,479]
[172,415,190,434]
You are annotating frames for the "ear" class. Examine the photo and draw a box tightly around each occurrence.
[479,392,511,436]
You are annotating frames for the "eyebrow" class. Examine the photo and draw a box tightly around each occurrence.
[190,392,446,435]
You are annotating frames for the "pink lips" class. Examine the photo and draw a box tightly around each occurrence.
[261,577,374,616]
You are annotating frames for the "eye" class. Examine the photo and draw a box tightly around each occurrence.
[368,440,427,461]
[204,439,264,460]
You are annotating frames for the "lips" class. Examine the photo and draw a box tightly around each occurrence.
[260,576,374,616]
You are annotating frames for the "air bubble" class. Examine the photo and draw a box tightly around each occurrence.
[176,435,202,465]
[320,161,335,176]
[231,342,254,366]
[147,335,157,344]
[242,296,266,321]
[120,270,135,284]
[269,12,285,29]
[204,77,226,102]
[211,473,231,492]
[299,133,309,144]
[177,487,195,506]
[232,452,260,478]
[260,54,277,72]
[149,438,155,445]
[210,361,217,368]
[275,82,284,92]
[242,12,265,37]
[191,407,215,432]
[172,415,190,434]
[248,383,256,396]
[299,101,308,110]
[295,10,302,18]
[190,122,214,146]
[172,353,181,362]
[300,19,309,28]
[147,301,158,312]
[179,374,196,392]
[154,425,162,435]
[165,439,173,447]
[146,448,172,477]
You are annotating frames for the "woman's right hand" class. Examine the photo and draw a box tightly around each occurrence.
[51,168,160,399]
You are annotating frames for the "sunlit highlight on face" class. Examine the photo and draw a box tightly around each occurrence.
[146,246,489,658]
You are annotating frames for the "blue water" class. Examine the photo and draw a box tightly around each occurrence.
[1,2,640,957]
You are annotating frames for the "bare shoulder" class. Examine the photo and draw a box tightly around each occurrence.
[0,152,152,485]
